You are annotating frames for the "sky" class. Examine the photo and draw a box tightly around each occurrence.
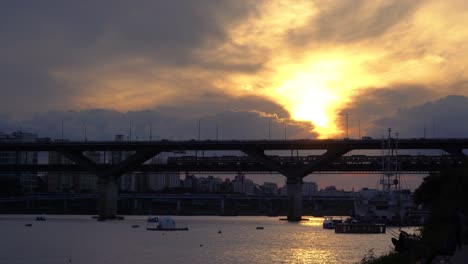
[1,1,468,189]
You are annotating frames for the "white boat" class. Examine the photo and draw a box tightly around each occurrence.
[322,216,342,229]
[146,216,189,231]
[147,216,159,223]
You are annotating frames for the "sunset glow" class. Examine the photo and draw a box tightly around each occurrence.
[3,0,468,139]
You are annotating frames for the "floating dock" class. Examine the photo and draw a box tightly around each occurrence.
[335,223,386,234]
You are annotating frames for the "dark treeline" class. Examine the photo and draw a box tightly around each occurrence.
[360,162,468,263]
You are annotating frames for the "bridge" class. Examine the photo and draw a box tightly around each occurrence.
[1,138,467,221]
[0,193,356,216]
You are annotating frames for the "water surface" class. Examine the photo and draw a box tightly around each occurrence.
[0,215,411,264]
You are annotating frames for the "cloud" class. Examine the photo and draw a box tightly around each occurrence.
[1,0,468,139]
[336,85,437,137]
[0,1,257,116]
[288,0,423,44]
[370,95,468,138]
[0,96,316,140]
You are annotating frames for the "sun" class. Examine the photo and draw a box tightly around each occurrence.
[264,50,382,138]
[270,56,357,138]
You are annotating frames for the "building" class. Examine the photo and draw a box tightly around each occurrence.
[147,172,180,192]
[47,148,99,193]
[183,173,198,192]
[279,181,318,196]
[302,181,318,196]
[0,131,38,193]
[261,182,278,195]
[231,173,256,194]
[197,176,222,193]
[47,145,74,192]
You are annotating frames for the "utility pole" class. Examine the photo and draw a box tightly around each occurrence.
[358,120,361,139]
[346,112,349,139]
[198,119,201,140]
[149,122,152,141]
[268,119,271,140]
[129,121,132,141]
[284,123,287,140]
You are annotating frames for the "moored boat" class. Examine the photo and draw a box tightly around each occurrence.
[323,216,343,229]
[146,216,189,231]
[335,222,386,234]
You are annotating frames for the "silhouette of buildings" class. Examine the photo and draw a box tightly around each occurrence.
[0,131,38,193]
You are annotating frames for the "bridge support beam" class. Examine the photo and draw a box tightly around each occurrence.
[97,177,118,219]
[95,149,160,219]
[286,177,303,221]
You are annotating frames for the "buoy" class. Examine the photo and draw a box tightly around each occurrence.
[218,230,222,234]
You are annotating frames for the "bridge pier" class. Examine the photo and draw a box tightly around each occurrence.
[97,177,118,219]
[63,200,68,213]
[287,177,303,221]
[177,200,182,215]
[220,199,225,215]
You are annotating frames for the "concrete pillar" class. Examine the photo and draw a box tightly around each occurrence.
[63,200,68,213]
[177,200,182,215]
[98,177,118,219]
[287,177,303,221]
[220,199,225,215]
[268,199,273,215]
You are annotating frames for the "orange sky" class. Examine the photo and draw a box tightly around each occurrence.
[4,0,468,139]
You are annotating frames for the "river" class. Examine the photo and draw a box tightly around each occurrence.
[0,215,412,264]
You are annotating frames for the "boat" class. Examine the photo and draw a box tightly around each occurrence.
[322,216,342,229]
[35,215,46,221]
[335,222,386,234]
[146,216,189,231]
[147,216,159,223]
[352,129,424,226]
[391,230,421,252]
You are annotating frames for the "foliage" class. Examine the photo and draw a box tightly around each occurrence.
[359,161,468,263]
[417,165,468,257]
[357,249,410,264]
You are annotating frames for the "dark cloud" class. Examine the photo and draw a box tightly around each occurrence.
[154,93,291,119]
[0,97,315,140]
[370,95,468,138]
[336,85,437,138]
[0,1,257,116]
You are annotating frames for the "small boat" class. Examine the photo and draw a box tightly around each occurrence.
[131,225,140,228]
[322,216,342,229]
[147,216,159,223]
[256,226,264,230]
[25,224,32,227]
[146,216,189,231]
[35,216,46,221]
